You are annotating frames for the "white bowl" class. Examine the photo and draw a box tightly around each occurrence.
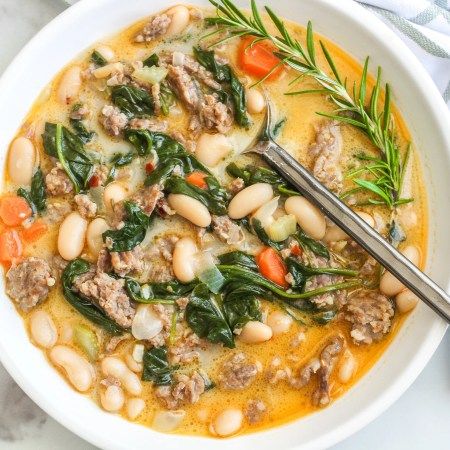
[0,0,448,448]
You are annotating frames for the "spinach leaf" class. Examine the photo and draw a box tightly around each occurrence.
[17,167,46,214]
[61,259,123,335]
[222,283,262,330]
[273,117,287,137]
[126,278,196,303]
[285,257,358,278]
[102,202,152,252]
[70,118,96,144]
[105,152,134,184]
[285,258,307,290]
[185,284,234,348]
[124,128,153,156]
[165,176,228,215]
[160,82,175,116]
[143,53,159,67]
[293,230,330,259]
[193,47,250,128]
[217,251,258,270]
[42,123,94,193]
[251,218,283,250]
[226,162,297,196]
[111,85,154,118]
[142,346,172,385]
[91,50,107,67]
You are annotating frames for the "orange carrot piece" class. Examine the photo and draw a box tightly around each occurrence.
[22,219,48,242]
[256,247,288,288]
[0,229,23,262]
[186,171,208,189]
[0,196,32,226]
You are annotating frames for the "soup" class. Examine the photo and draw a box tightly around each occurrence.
[1,1,426,438]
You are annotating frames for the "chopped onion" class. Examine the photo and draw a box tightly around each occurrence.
[133,66,168,85]
[195,252,225,294]
[131,305,163,340]
[153,410,186,432]
[89,186,105,213]
[73,324,99,361]
[132,343,145,363]
[172,51,185,67]
[251,196,279,228]
[266,214,297,242]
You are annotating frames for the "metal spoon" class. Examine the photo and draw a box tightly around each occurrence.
[246,101,450,323]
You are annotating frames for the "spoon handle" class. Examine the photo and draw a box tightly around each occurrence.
[261,140,450,323]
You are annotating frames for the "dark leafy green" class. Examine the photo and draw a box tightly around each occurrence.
[142,346,172,385]
[294,230,330,259]
[185,284,234,348]
[90,50,107,67]
[160,82,175,116]
[42,123,94,193]
[193,47,250,128]
[143,53,159,67]
[105,152,134,184]
[111,85,154,118]
[102,202,152,252]
[70,118,96,144]
[61,259,123,335]
[17,167,46,214]
[124,129,153,156]
[251,218,283,250]
[217,251,257,270]
[126,278,196,303]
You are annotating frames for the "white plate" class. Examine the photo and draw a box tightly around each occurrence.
[0,0,448,449]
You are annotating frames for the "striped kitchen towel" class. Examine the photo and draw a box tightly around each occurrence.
[63,0,450,107]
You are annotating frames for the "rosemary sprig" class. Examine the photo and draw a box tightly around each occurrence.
[207,0,412,209]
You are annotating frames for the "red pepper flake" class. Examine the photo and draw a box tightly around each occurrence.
[145,162,154,173]
[291,244,302,256]
[89,175,100,188]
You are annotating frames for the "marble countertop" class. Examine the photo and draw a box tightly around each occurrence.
[0,0,449,448]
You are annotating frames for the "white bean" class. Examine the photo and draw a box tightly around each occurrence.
[172,237,198,282]
[166,5,190,36]
[8,137,36,185]
[125,353,143,373]
[396,289,419,314]
[126,398,145,420]
[86,218,109,257]
[246,88,265,114]
[94,44,116,62]
[228,183,274,219]
[338,351,357,383]
[57,66,82,104]
[58,212,88,260]
[357,211,375,228]
[212,408,243,437]
[239,321,273,344]
[380,245,421,296]
[153,410,186,432]
[101,385,125,412]
[131,305,163,341]
[267,311,292,335]
[103,182,128,210]
[324,211,374,243]
[93,62,123,79]
[132,343,145,363]
[29,310,57,349]
[49,345,94,392]
[168,194,211,227]
[195,133,232,167]
[284,196,326,240]
[101,356,142,396]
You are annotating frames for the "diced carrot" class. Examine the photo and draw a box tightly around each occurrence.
[145,162,155,173]
[89,175,100,188]
[186,171,208,189]
[291,244,302,256]
[22,219,48,242]
[0,196,32,226]
[239,36,284,81]
[256,247,288,288]
[0,229,23,262]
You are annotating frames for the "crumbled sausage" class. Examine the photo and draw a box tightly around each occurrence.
[6,258,55,311]
[74,194,97,219]
[100,105,128,136]
[181,54,221,90]
[45,166,73,196]
[312,336,344,406]
[155,371,205,409]
[228,177,245,194]
[148,235,179,261]
[110,246,144,277]
[69,104,90,120]
[135,14,171,42]
[45,200,72,224]
[343,291,394,345]
[211,215,244,245]
[167,65,200,110]
[199,94,233,134]
[289,358,321,389]
[219,352,258,390]
[309,121,343,192]
[128,117,168,132]
[245,399,267,424]
[74,271,135,328]
[152,83,162,115]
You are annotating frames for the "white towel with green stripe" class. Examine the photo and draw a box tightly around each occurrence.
[357,0,450,106]
[63,0,450,106]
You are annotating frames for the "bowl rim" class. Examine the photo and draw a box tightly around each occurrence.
[0,0,448,449]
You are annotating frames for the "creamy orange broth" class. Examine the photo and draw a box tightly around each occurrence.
[3,4,427,438]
